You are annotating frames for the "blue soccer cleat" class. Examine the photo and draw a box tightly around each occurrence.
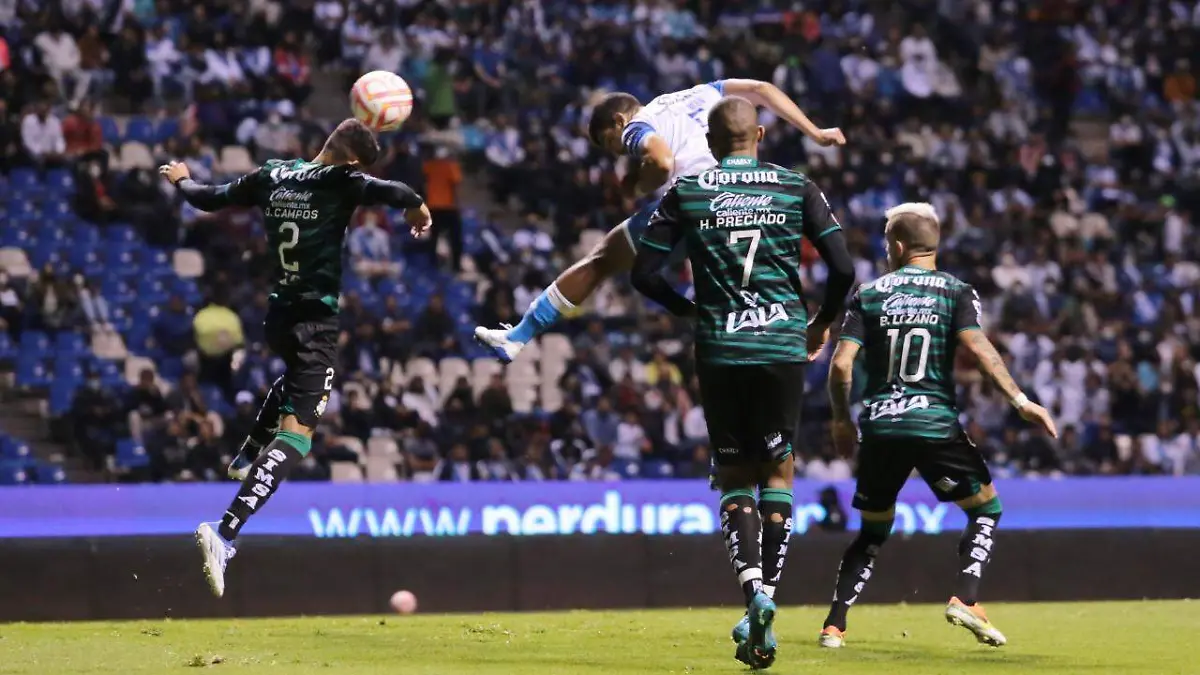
[731,612,750,643]
[734,592,778,669]
[473,324,523,363]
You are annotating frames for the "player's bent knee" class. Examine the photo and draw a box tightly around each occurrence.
[955,483,998,511]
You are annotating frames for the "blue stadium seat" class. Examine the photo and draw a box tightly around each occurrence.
[611,458,638,479]
[0,223,33,248]
[68,245,105,278]
[0,332,14,360]
[48,379,77,417]
[124,116,155,145]
[14,359,50,389]
[641,460,674,479]
[114,439,150,470]
[156,118,180,143]
[0,436,31,462]
[34,462,67,484]
[96,360,124,386]
[98,116,121,145]
[8,168,42,193]
[6,197,37,219]
[100,276,137,306]
[45,168,75,195]
[0,461,30,485]
[55,332,89,357]
[138,277,170,305]
[43,199,75,222]
[105,224,138,243]
[19,331,52,358]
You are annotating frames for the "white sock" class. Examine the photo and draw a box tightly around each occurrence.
[763,585,776,599]
[545,283,577,313]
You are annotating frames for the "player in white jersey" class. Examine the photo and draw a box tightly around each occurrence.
[474,79,845,362]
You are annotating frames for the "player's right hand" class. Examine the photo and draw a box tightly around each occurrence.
[830,418,858,457]
[158,160,190,185]
[1017,401,1059,438]
[805,320,832,362]
[406,203,433,238]
[813,128,846,147]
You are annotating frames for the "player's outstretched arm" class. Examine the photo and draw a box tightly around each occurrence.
[800,181,855,360]
[357,174,431,237]
[719,79,845,147]
[959,329,1059,438]
[160,160,256,212]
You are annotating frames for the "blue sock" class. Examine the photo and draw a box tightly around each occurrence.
[507,284,571,344]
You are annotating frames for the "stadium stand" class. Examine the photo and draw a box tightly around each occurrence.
[0,0,1199,485]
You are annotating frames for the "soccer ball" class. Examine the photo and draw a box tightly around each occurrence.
[350,71,414,132]
[390,590,418,614]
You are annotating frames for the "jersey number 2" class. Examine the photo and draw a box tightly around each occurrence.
[729,229,761,288]
[278,222,300,272]
[886,327,930,383]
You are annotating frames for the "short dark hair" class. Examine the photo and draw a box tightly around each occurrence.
[324,118,381,167]
[706,96,759,152]
[587,92,641,145]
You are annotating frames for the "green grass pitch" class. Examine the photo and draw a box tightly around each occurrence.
[2,601,1196,674]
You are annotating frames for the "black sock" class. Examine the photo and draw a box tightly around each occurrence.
[758,488,793,601]
[956,502,1002,606]
[824,519,892,631]
[218,432,307,541]
[720,489,763,606]
[242,377,285,459]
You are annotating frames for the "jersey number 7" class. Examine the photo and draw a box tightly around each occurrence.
[729,229,761,288]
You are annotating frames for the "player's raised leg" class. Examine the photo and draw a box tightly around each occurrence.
[227,376,285,480]
[474,210,641,362]
[945,483,1006,646]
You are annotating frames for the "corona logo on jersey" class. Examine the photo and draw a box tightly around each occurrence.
[725,290,789,334]
[350,71,414,132]
[697,168,780,191]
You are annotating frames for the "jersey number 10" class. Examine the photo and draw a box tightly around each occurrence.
[886,327,930,383]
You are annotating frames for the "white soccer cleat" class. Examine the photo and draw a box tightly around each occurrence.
[195,522,236,598]
[818,626,846,649]
[473,324,523,363]
[945,597,1006,647]
[227,451,253,481]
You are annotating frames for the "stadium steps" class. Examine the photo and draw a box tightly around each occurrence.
[0,393,94,483]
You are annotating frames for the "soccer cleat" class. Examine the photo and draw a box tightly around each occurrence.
[734,592,777,669]
[227,450,254,481]
[195,522,236,598]
[473,324,522,363]
[818,626,846,649]
[731,613,750,643]
[945,596,1006,647]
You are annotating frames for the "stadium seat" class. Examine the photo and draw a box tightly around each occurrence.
[0,436,31,462]
[114,439,150,470]
[34,462,67,484]
[123,356,157,385]
[0,461,29,485]
[218,146,256,174]
[92,331,128,361]
[541,334,574,361]
[366,436,400,458]
[0,248,33,278]
[0,332,14,361]
[330,461,364,483]
[156,118,181,144]
[173,248,205,278]
[45,168,75,195]
[19,332,53,358]
[610,458,638,479]
[48,379,77,417]
[641,460,674,479]
[124,116,155,145]
[365,455,399,483]
[406,357,437,384]
[437,357,470,395]
[119,142,155,170]
[55,332,89,357]
[8,168,41,193]
[332,436,365,459]
[98,116,120,145]
[471,358,503,396]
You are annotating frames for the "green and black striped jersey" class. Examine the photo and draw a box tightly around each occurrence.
[640,155,842,365]
[215,159,419,311]
[839,266,983,441]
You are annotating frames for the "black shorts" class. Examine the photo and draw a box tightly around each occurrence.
[264,302,339,429]
[853,433,993,512]
[696,362,804,466]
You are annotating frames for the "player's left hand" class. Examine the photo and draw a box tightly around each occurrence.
[406,203,433,238]
[806,320,832,361]
[830,418,858,457]
[158,160,190,185]
[813,128,846,147]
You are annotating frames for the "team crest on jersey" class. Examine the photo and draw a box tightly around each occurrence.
[315,394,329,418]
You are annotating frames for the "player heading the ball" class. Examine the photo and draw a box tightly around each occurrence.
[474,78,845,363]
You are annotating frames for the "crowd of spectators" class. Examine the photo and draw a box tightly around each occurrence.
[3,0,1200,483]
